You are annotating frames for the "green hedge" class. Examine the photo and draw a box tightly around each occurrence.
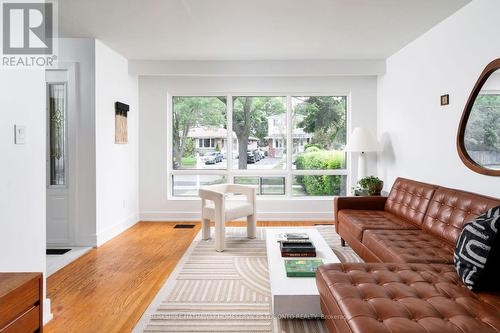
[295,150,345,170]
[295,150,345,195]
[304,143,323,151]
[305,146,321,153]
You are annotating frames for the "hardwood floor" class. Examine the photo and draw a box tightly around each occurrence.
[45,221,332,333]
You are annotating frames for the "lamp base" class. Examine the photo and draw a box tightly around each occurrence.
[357,152,367,181]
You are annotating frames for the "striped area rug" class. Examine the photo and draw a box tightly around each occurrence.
[133,226,362,333]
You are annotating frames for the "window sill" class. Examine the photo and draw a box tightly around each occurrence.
[168,195,338,201]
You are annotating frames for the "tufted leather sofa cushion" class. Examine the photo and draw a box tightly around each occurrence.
[384,178,437,226]
[363,230,454,264]
[338,210,419,241]
[316,263,500,333]
[422,187,500,246]
[329,178,500,333]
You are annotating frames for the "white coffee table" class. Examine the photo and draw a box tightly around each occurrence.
[265,228,341,317]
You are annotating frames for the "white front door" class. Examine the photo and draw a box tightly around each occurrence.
[46,69,74,245]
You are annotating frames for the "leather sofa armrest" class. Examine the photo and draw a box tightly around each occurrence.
[334,196,388,233]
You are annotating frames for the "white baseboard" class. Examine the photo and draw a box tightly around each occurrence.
[43,298,53,325]
[96,213,139,247]
[46,237,70,244]
[73,234,98,247]
[47,235,97,247]
[140,210,333,222]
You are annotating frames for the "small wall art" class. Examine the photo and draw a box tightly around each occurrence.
[441,94,449,106]
[115,102,129,144]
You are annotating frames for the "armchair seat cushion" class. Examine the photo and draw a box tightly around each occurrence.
[338,210,420,242]
[203,200,254,222]
[316,263,500,333]
[363,230,454,264]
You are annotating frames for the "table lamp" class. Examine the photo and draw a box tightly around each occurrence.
[344,127,379,180]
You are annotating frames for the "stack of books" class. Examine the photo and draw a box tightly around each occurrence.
[278,233,316,257]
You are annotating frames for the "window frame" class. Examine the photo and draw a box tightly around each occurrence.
[457,58,500,177]
[167,92,352,200]
[463,89,500,171]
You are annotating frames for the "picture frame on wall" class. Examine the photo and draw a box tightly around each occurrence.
[440,94,449,106]
[115,102,129,144]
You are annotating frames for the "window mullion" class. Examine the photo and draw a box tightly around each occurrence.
[167,93,173,199]
[286,95,293,198]
[227,94,233,181]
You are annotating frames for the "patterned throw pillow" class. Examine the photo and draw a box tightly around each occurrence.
[454,205,500,290]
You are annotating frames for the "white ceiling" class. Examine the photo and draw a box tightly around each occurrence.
[58,0,471,61]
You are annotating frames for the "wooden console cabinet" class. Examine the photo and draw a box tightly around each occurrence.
[0,273,43,333]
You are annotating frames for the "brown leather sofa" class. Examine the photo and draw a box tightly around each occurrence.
[317,177,500,333]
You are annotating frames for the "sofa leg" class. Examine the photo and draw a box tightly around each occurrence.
[340,238,346,247]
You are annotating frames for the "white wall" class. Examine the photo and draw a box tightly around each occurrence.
[0,69,52,322]
[378,0,500,197]
[57,39,140,246]
[95,40,139,245]
[139,75,378,221]
[58,38,97,245]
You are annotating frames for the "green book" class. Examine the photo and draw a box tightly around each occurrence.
[284,259,324,277]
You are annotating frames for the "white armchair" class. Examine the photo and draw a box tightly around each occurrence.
[199,184,257,252]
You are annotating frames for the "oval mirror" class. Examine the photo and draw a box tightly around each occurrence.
[457,59,500,176]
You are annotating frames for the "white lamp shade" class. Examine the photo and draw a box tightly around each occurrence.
[344,127,379,152]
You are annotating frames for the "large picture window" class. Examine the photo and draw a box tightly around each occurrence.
[169,94,348,197]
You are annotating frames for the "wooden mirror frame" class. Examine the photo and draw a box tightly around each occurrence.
[457,58,500,176]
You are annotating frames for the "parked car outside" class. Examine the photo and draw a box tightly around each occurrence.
[247,149,263,163]
[204,152,223,164]
[254,149,262,161]
[247,150,257,163]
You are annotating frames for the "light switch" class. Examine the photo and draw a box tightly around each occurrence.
[14,125,26,144]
